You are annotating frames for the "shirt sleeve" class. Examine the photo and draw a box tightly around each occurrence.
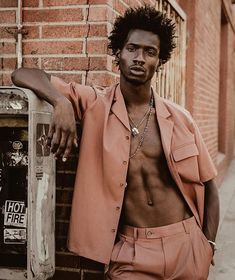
[50,75,97,121]
[190,118,218,182]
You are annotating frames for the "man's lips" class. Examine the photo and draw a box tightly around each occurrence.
[130,65,146,73]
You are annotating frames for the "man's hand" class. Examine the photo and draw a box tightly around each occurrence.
[47,96,78,161]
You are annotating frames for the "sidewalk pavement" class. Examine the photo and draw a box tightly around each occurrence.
[208,158,235,280]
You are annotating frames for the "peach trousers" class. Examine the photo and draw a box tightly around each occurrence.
[105,216,213,280]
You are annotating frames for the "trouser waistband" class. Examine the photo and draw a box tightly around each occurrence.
[120,216,196,239]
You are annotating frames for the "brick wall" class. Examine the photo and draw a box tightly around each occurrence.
[1,0,235,279]
[178,0,235,185]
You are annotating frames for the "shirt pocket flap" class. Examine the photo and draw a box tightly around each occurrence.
[173,143,199,162]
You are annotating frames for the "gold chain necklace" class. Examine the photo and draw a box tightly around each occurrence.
[128,107,151,137]
[129,94,154,159]
[128,94,154,137]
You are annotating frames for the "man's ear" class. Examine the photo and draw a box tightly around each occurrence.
[156,59,163,72]
[114,50,121,65]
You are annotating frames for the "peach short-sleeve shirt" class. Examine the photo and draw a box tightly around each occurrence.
[51,76,217,264]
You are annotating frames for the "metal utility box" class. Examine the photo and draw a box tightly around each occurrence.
[0,87,55,280]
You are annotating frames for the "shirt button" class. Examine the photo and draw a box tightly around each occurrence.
[120,183,124,187]
[147,231,152,236]
[123,161,127,165]
[111,229,116,233]
[126,136,130,140]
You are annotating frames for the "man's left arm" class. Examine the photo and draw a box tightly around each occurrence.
[203,179,220,259]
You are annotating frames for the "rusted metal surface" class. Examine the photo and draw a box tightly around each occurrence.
[154,0,187,107]
[28,111,55,280]
[0,87,55,280]
[0,89,28,115]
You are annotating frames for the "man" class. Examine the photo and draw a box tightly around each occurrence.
[11,5,219,280]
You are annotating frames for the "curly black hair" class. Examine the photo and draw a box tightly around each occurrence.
[108,5,176,65]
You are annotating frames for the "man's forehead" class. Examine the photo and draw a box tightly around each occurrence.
[125,29,160,48]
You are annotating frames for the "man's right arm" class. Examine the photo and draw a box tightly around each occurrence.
[11,67,77,161]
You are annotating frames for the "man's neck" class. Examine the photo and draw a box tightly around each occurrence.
[120,77,152,108]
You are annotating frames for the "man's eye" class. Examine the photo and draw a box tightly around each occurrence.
[147,49,157,56]
[127,46,136,52]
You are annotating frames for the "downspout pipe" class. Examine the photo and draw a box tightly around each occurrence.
[17,0,23,68]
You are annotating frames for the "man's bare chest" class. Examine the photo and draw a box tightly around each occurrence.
[129,110,163,160]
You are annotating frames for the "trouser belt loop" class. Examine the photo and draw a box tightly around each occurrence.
[133,228,138,241]
[182,220,190,234]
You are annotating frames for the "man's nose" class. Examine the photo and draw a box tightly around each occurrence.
[133,49,145,64]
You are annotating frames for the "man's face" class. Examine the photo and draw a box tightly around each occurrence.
[119,29,160,85]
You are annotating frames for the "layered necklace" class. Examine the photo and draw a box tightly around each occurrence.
[128,92,154,159]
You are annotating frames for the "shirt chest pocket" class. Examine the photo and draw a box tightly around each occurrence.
[172,143,200,183]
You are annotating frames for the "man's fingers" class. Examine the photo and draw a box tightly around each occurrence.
[62,136,74,162]
[54,132,68,158]
[73,133,78,148]
[47,124,55,147]
[50,129,61,155]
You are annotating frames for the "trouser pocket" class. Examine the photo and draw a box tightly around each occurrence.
[189,226,213,279]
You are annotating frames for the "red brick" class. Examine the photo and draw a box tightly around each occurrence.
[82,271,104,280]
[2,57,17,70]
[88,6,108,21]
[23,26,40,39]
[87,39,107,54]
[89,24,107,37]
[23,41,83,55]
[56,152,79,171]
[0,11,16,24]
[42,57,89,71]
[55,237,68,251]
[55,253,80,268]
[51,73,82,84]
[86,72,117,87]
[2,73,12,85]
[0,42,16,54]
[0,0,17,7]
[23,0,39,7]
[43,0,87,6]
[51,269,81,280]
[42,25,88,39]
[88,0,110,4]
[56,205,71,220]
[56,189,73,204]
[56,221,69,236]
[121,0,139,8]
[89,57,107,70]
[113,0,128,15]
[0,27,15,39]
[79,257,104,271]
[23,8,83,23]
[56,171,76,188]
[22,57,39,68]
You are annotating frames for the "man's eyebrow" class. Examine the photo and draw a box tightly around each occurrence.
[126,43,159,50]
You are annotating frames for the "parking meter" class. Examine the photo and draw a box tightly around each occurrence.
[0,87,55,280]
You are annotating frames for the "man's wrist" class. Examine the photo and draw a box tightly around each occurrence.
[208,240,217,254]
[53,95,70,107]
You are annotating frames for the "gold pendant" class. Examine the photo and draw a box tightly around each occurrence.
[132,127,139,137]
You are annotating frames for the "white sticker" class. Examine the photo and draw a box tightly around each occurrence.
[9,101,23,110]
[4,228,26,244]
[4,200,27,228]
